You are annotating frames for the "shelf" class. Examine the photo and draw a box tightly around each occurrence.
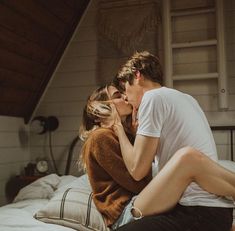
[172,39,217,49]
[172,72,219,81]
[171,7,215,17]
[163,0,228,109]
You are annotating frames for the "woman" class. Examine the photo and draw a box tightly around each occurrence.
[79,84,234,230]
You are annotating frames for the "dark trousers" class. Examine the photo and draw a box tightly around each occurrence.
[115,204,233,231]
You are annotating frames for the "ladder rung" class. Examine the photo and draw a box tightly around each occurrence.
[172,39,217,49]
[173,73,219,81]
[171,7,215,17]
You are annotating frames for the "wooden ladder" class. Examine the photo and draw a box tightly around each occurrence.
[162,0,228,110]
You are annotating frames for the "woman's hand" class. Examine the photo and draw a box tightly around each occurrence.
[112,105,125,138]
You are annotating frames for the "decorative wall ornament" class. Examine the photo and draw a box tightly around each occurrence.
[98,0,161,54]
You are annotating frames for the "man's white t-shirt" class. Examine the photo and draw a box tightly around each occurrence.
[137,87,234,208]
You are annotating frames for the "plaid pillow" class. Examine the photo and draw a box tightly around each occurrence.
[35,188,109,231]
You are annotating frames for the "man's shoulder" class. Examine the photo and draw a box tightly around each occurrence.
[143,87,175,103]
[144,87,181,97]
[152,87,193,100]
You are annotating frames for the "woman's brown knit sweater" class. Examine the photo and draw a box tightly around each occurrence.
[83,128,152,227]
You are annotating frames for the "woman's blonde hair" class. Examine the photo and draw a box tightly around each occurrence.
[78,84,134,170]
[78,85,113,170]
[79,85,112,141]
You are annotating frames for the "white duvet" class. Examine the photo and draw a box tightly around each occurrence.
[0,161,234,230]
[0,199,75,231]
[0,174,83,231]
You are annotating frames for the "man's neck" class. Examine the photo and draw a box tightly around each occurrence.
[142,80,162,93]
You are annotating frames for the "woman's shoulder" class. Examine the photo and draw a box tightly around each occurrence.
[88,127,116,141]
[84,128,119,158]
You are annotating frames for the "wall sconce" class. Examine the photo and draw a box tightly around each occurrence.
[31,116,59,134]
[30,116,60,175]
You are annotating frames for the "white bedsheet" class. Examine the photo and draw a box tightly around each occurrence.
[0,161,234,230]
[0,174,79,231]
[0,199,75,231]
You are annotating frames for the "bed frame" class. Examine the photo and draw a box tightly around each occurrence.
[210,126,235,161]
[65,136,80,175]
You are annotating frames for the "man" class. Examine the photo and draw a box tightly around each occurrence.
[112,51,233,231]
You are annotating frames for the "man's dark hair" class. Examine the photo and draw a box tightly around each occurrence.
[114,51,163,92]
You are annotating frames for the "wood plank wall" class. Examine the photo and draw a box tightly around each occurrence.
[212,0,235,159]
[0,0,89,122]
[0,0,234,205]
[30,0,99,176]
[166,0,235,160]
[0,116,29,205]
[31,0,235,176]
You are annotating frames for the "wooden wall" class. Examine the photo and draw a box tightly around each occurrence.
[30,0,99,176]
[212,0,235,159]
[0,0,90,122]
[30,0,159,175]
[0,116,29,205]
[31,0,235,176]
[163,0,235,160]
[0,0,234,206]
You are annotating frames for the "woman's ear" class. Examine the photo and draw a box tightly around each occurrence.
[135,71,144,85]
[135,71,141,80]
[94,119,100,124]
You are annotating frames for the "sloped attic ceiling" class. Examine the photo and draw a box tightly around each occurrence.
[0,0,90,123]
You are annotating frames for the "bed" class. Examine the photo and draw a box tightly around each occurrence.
[0,173,109,231]
[0,127,235,231]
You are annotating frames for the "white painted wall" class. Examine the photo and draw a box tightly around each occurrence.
[0,116,29,205]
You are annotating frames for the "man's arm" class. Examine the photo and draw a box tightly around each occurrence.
[88,129,152,193]
[114,124,159,181]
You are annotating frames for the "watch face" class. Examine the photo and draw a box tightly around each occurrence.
[36,160,48,173]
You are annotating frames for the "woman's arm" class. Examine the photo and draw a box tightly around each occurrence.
[88,128,152,194]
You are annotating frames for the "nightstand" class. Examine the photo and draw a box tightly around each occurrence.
[5,175,42,203]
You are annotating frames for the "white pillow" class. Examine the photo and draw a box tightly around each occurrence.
[14,174,61,202]
[57,175,78,188]
[35,187,109,231]
[56,174,91,193]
